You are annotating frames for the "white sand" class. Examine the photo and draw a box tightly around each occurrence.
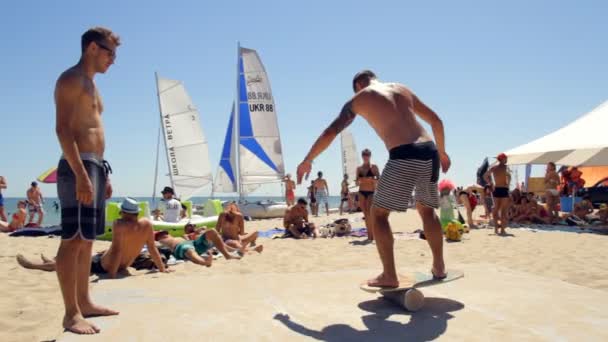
[1,210,608,341]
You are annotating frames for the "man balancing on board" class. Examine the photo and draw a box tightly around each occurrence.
[297,70,451,288]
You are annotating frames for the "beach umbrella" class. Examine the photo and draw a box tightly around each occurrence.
[37,167,58,184]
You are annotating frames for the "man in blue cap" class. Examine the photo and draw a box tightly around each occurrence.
[17,197,171,277]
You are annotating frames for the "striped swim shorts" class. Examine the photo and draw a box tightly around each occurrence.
[57,153,112,240]
[373,142,440,212]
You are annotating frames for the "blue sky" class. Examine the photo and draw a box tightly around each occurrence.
[1,0,606,198]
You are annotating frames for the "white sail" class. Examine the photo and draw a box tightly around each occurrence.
[341,129,360,184]
[237,47,285,194]
[213,103,238,193]
[156,74,213,200]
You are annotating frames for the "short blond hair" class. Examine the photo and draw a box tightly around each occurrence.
[81,27,121,53]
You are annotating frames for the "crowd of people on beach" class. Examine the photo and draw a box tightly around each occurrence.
[5,25,607,336]
[451,158,607,232]
[0,177,61,232]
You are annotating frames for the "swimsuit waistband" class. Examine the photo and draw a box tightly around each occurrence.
[389,141,437,160]
[60,153,112,175]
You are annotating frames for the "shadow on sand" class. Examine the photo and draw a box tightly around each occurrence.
[349,239,374,246]
[274,296,464,341]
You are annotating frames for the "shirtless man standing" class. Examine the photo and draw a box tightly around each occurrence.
[54,27,120,334]
[17,198,169,278]
[218,203,263,253]
[313,172,330,216]
[297,70,450,287]
[283,174,296,206]
[26,181,45,226]
[0,176,7,222]
[484,153,511,235]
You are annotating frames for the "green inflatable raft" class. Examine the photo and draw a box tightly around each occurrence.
[98,199,223,241]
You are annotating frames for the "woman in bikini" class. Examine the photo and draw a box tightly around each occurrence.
[356,149,380,240]
[544,162,560,223]
[0,200,27,232]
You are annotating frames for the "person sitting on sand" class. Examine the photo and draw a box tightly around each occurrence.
[154,226,242,267]
[217,203,263,253]
[283,198,318,239]
[16,198,169,278]
[154,186,182,223]
[0,200,27,232]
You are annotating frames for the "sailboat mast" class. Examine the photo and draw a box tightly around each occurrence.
[235,42,243,199]
[155,72,177,198]
[151,124,162,206]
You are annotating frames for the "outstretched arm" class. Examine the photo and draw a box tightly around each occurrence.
[106,226,123,278]
[297,99,359,184]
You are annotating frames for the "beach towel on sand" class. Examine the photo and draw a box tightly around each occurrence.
[9,225,62,237]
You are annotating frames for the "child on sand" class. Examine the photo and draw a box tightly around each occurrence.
[438,179,456,230]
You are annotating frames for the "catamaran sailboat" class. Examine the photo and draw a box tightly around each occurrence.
[213,45,288,219]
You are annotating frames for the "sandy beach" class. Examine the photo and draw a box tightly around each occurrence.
[2,209,608,341]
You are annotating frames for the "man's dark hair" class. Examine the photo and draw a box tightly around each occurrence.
[362,148,371,156]
[297,198,308,206]
[81,27,121,53]
[318,171,323,177]
[352,70,377,92]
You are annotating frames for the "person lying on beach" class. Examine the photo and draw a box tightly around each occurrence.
[17,198,169,278]
[0,200,27,233]
[283,198,318,239]
[217,203,263,253]
[154,228,241,267]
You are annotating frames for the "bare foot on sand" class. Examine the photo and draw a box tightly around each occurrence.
[80,302,119,318]
[254,245,264,253]
[63,314,100,335]
[367,273,399,288]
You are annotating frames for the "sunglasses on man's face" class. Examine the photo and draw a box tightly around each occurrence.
[96,42,116,58]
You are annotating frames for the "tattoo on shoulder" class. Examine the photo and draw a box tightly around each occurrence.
[328,102,356,135]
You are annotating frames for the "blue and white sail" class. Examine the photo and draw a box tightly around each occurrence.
[214,46,285,196]
[155,74,213,200]
[213,103,238,193]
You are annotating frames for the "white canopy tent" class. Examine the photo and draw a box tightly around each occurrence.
[506,100,608,166]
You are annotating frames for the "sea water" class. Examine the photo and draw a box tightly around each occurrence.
[1,196,345,226]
